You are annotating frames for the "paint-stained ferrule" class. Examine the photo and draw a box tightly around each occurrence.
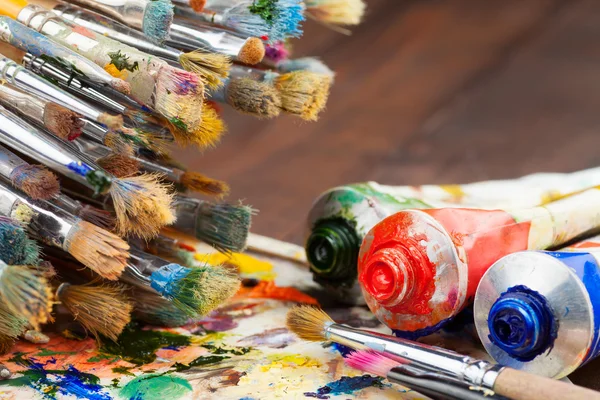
[150,263,191,298]
[475,247,600,378]
[84,170,112,195]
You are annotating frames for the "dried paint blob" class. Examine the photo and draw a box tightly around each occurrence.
[304,375,385,399]
[120,374,192,400]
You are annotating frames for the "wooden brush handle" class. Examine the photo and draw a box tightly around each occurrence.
[494,367,600,400]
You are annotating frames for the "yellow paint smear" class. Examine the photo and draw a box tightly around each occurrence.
[195,252,276,281]
[260,354,321,372]
[189,332,228,345]
[104,63,128,80]
[439,184,465,201]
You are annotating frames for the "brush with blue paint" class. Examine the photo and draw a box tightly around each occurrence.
[0,105,176,238]
[0,15,130,94]
[50,3,231,91]
[170,196,254,253]
[174,0,305,43]
[287,306,599,400]
[63,0,174,44]
[67,135,141,178]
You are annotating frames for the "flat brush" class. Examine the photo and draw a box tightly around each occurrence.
[171,196,253,253]
[0,15,130,94]
[168,21,265,65]
[174,0,304,43]
[139,157,228,196]
[0,106,176,238]
[14,4,205,134]
[51,3,231,90]
[0,143,60,200]
[304,0,366,27]
[55,282,132,341]
[64,0,174,44]
[0,84,83,141]
[0,54,124,130]
[345,351,500,400]
[286,306,600,400]
[0,179,129,280]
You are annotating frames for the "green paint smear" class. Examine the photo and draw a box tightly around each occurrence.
[202,344,252,356]
[169,117,188,132]
[111,378,120,388]
[172,355,229,372]
[248,0,278,25]
[120,374,192,400]
[112,366,135,376]
[35,348,77,357]
[87,354,119,363]
[100,323,191,365]
[108,50,139,72]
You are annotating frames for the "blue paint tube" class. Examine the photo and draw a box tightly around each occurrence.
[474,236,600,378]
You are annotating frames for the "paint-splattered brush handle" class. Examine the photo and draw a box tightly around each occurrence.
[0,16,126,91]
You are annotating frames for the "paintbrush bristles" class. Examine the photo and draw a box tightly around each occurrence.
[43,103,83,141]
[110,174,176,238]
[10,165,60,201]
[78,205,116,232]
[104,132,135,156]
[238,37,266,65]
[66,221,129,280]
[97,153,140,178]
[181,172,230,196]
[190,0,207,12]
[132,289,191,327]
[143,0,175,43]
[274,71,331,121]
[57,283,133,341]
[155,66,205,132]
[227,78,282,118]
[286,306,334,341]
[305,0,366,25]
[0,263,53,329]
[0,216,40,266]
[97,113,125,130]
[179,50,231,90]
[344,351,398,378]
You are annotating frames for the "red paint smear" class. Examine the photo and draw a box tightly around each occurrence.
[71,25,97,39]
[424,208,530,298]
[568,240,600,249]
[178,243,196,252]
[235,281,319,305]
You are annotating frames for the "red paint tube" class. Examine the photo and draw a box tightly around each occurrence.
[357,187,600,336]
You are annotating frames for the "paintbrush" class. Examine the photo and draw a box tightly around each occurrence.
[62,0,174,44]
[0,143,60,200]
[304,0,366,27]
[286,306,600,400]
[0,302,29,354]
[0,15,130,94]
[170,196,254,253]
[0,84,83,141]
[130,287,193,327]
[168,21,265,65]
[0,54,124,130]
[211,76,282,118]
[138,156,228,196]
[345,351,501,400]
[0,215,40,266]
[144,234,198,267]
[0,105,176,238]
[264,40,290,64]
[174,0,304,43]
[223,65,331,121]
[50,3,231,90]
[276,57,335,77]
[0,179,129,280]
[68,135,141,178]
[50,193,116,231]
[20,52,177,143]
[11,4,206,134]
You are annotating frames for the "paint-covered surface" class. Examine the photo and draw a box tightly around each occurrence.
[0,237,485,399]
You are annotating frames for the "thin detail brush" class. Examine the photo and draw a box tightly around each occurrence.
[0,84,83,141]
[0,180,129,280]
[55,282,132,341]
[14,5,205,133]
[169,22,265,64]
[64,0,174,44]
[52,3,231,90]
[0,55,124,130]
[118,247,240,316]
[0,144,60,200]
[286,306,599,400]
[0,106,175,238]
[0,15,130,94]
[171,196,253,252]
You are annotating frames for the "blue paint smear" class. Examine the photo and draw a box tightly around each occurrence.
[392,316,453,340]
[67,161,93,177]
[150,263,191,298]
[162,345,181,351]
[304,375,384,399]
[330,342,353,357]
[51,366,111,400]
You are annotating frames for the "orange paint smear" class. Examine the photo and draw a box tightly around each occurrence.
[235,281,318,305]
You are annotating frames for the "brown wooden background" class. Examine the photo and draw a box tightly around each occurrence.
[182,0,600,246]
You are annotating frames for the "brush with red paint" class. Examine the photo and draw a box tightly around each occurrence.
[358,186,600,337]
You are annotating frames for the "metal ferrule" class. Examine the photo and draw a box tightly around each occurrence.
[0,105,92,188]
[0,56,102,122]
[79,119,109,144]
[0,144,28,180]
[325,323,503,389]
[171,196,202,235]
[169,22,246,57]
[0,180,76,251]
[0,84,46,126]
[174,6,222,24]
[120,247,167,288]
[137,157,183,182]
[147,235,180,257]
[21,53,130,115]
[50,194,84,218]
[52,4,182,64]
[67,0,146,31]
[0,14,113,87]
